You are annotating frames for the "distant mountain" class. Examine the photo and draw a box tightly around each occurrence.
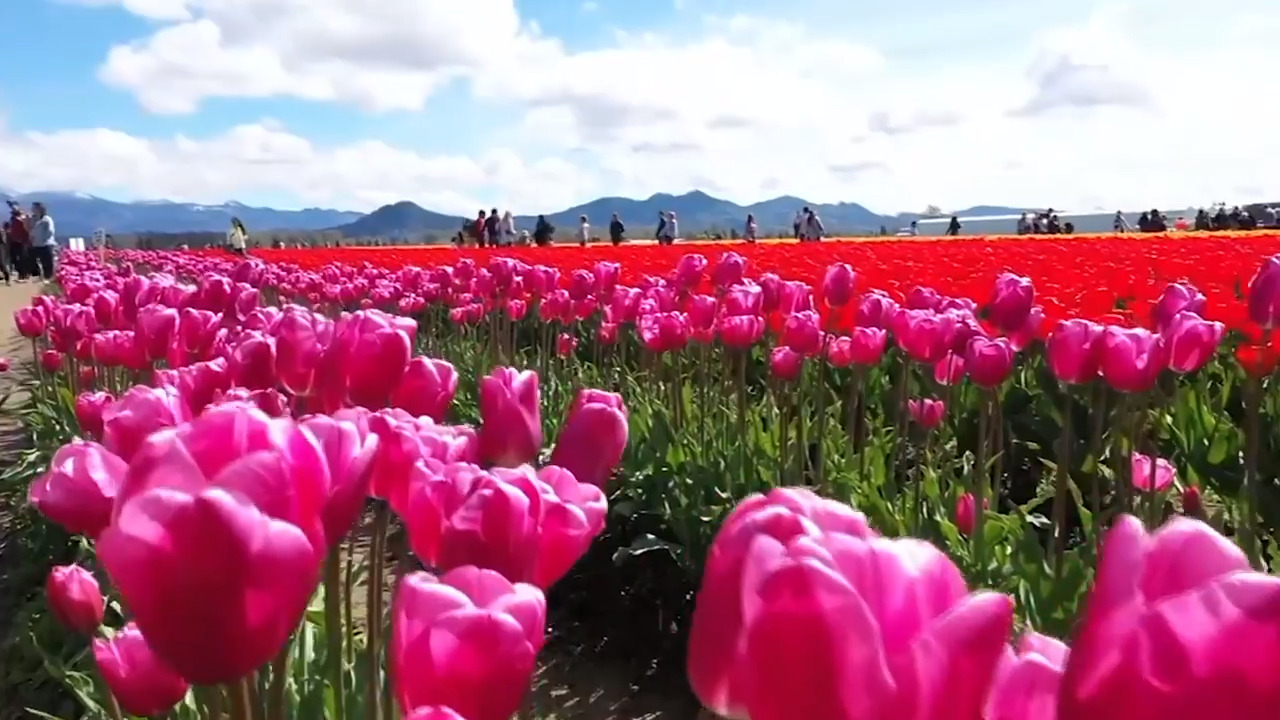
[0,191,362,237]
[336,191,927,239]
[0,187,1040,239]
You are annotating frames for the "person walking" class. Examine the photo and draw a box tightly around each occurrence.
[533,215,554,246]
[793,209,803,239]
[28,202,56,281]
[500,210,517,247]
[485,207,501,248]
[227,217,249,255]
[743,213,758,243]
[660,211,678,244]
[576,214,590,246]
[608,213,625,245]
[5,201,30,281]
[803,207,825,242]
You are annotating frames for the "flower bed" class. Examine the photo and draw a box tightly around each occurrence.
[7,235,1280,719]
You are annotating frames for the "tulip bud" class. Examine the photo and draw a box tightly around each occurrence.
[93,623,190,717]
[46,564,105,635]
[1182,484,1204,518]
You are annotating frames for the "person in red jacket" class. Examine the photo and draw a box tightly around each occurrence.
[4,201,29,282]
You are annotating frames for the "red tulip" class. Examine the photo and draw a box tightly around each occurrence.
[391,567,545,720]
[1182,484,1203,517]
[28,439,126,539]
[46,564,105,635]
[477,367,542,468]
[955,491,988,535]
[40,348,63,374]
[93,623,190,717]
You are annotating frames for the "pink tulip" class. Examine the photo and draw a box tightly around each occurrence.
[229,331,278,390]
[1058,515,1280,719]
[134,304,180,362]
[74,391,115,439]
[403,463,606,588]
[274,306,335,396]
[893,309,956,364]
[908,397,946,430]
[14,305,47,338]
[722,283,764,316]
[40,348,63,374]
[855,291,899,329]
[821,262,857,307]
[390,357,459,422]
[691,491,1013,720]
[955,491,988,535]
[768,346,803,382]
[98,405,328,684]
[0,357,9,372]
[637,311,691,353]
[300,414,380,548]
[1099,326,1167,393]
[100,385,188,462]
[46,564,105,635]
[392,567,545,720]
[318,309,415,410]
[1152,282,1207,332]
[555,332,578,357]
[477,367,542,468]
[1131,451,1176,492]
[712,252,748,289]
[29,439,127,539]
[687,488,875,717]
[93,623,190,717]
[717,314,765,349]
[988,273,1035,333]
[366,410,477,512]
[827,327,887,367]
[985,632,1067,720]
[687,294,718,330]
[1247,254,1280,328]
[781,310,823,355]
[966,336,1016,387]
[1162,311,1225,373]
[550,389,628,489]
[933,351,966,385]
[1046,318,1104,384]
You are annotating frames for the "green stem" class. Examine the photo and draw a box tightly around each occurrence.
[325,545,346,720]
[366,505,390,720]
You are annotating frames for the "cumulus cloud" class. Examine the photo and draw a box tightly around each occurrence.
[20,0,1280,214]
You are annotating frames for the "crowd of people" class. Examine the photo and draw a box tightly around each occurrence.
[0,199,58,283]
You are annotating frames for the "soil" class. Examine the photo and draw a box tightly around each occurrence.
[0,280,46,716]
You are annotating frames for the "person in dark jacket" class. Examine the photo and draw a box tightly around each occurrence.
[533,215,554,246]
[473,210,488,247]
[484,207,500,247]
[608,213,625,245]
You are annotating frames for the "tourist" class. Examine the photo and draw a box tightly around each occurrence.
[576,214,590,246]
[485,207,500,247]
[517,229,531,246]
[473,210,487,248]
[5,201,29,281]
[660,211,679,244]
[28,202,56,280]
[1194,208,1211,231]
[1046,214,1061,234]
[945,215,961,236]
[608,213,625,245]
[500,211,517,247]
[227,217,249,256]
[1148,208,1167,232]
[533,215,554,246]
[1016,212,1030,235]
[803,207,826,241]
[1113,211,1131,232]
[743,213,758,243]
[793,209,803,239]
[655,211,669,245]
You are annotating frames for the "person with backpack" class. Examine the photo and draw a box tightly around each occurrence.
[608,213,625,245]
[5,201,30,281]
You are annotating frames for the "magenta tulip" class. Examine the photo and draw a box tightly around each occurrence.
[549,389,628,489]
[46,564,105,636]
[29,439,127,540]
[93,623,190,717]
[1046,318,1104,384]
[477,367,542,468]
[390,356,459,422]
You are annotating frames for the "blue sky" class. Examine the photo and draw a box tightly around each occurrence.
[1,0,1276,214]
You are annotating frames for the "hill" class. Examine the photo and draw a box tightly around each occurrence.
[334,192,1030,239]
[0,191,362,237]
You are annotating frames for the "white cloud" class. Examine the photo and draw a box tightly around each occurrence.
[25,0,1280,213]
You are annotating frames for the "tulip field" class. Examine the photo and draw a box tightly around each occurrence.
[5,231,1280,720]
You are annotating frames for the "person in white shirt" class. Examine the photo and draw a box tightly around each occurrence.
[1113,211,1131,233]
[661,211,679,244]
[793,210,803,239]
[501,211,517,246]
[803,208,825,241]
[744,213,758,243]
[577,215,590,246]
[227,217,249,255]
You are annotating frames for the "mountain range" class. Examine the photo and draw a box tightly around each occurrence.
[0,189,1028,238]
